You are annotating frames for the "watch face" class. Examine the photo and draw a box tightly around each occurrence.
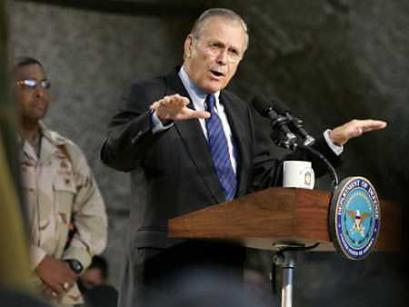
[68,260,83,273]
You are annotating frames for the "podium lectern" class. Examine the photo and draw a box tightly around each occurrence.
[169,187,401,307]
[169,187,400,251]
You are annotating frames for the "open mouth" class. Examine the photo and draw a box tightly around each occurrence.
[210,69,225,78]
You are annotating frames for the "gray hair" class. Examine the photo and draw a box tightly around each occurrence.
[191,8,249,49]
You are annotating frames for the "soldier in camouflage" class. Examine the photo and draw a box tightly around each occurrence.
[15,57,108,306]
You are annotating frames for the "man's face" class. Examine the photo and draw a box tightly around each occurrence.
[15,64,50,125]
[183,17,247,93]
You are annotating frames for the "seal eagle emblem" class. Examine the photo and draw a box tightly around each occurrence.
[329,177,381,260]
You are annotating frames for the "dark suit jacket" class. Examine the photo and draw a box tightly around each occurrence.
[101,69,340,306]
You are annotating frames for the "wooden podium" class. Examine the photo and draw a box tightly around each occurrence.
[169,187,401,252]
[169,187,401,307]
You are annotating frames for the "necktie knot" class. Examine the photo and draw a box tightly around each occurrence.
[206,94,216,112]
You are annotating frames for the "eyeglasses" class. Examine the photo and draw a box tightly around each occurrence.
[194,37,243,64]
[206,43,243,63]
[16,79,51,90]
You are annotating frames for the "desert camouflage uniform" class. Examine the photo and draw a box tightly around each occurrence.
[19,122,107,306]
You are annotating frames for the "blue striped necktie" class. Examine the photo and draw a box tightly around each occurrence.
[205,94,237,201]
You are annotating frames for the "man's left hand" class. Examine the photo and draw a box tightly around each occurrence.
[329,119,387,146]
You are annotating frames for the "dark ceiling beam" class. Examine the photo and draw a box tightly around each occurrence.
[13,0,210,17]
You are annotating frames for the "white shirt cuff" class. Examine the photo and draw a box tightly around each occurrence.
[151,111,174,134]
[323,129,343,156]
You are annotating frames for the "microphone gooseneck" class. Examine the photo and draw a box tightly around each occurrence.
[270,98,316,147]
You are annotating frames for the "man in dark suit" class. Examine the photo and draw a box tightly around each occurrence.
[101,8,386,307]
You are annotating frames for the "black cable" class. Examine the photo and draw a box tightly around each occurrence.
[298,144,339,191]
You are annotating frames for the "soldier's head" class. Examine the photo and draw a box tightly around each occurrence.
[14,57,51,126]
[182,8,249,94]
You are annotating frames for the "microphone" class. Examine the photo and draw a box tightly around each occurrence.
[270,98,339,188]
[252,96,297,150]
[270,98,315,146]
[252,95,339,189]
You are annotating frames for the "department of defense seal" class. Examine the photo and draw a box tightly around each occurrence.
[329,177,381,260]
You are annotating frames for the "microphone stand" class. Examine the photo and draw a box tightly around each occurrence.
[287,114,315,147]
[270,115,298,151]
[270,129,340,307]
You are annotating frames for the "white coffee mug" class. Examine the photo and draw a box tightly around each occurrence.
[283,160,315,189]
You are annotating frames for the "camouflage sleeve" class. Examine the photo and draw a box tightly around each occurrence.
[30,244,47,269]
[62,142,107,269]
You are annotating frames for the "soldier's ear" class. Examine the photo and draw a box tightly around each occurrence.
[184,34,194,59]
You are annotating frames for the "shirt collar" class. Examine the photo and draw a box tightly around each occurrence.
[178,66,220,109]
[39,121,66,146]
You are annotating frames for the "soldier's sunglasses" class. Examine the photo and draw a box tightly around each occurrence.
[17,79,51,90]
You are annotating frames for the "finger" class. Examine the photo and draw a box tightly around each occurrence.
[43,285,61,299]
[62,281,73,291]
[361,120,387,132]
[150,100,161,110]
[175,110,210,120]
[49,283,65,296]
[168,93,189,103]
[164,96,189,108]
[157,98,180,111]
[346,120,386,139]
[190,110,211,119]
[161,94,181,103]
[51,291,60,299]
[47,289,59,299]
[349,120,386,135]
[158,102,190,120]
[161,99,183,110]
[64,269,78,281]
[177,96,190,106]
[353,127,363,137]
[150,95,175,110]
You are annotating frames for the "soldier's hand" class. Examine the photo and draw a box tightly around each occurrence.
[35,255,77,296]
[41,282,62,300]
[150,94,210,122]
[329,119,387,146]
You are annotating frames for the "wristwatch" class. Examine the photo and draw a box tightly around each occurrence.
[65,259,83,274]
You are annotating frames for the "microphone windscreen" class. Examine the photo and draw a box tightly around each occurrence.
[251,96,271,115]
[270,98,290,114]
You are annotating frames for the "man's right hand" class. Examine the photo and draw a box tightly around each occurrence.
[35,255,77,296]
[150,94,210,122]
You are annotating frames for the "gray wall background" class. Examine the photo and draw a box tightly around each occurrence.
[7,0,409,306]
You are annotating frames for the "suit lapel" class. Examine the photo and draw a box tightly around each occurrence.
[164,72,226,203]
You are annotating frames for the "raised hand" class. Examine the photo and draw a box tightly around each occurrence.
[329,119,387,146]
[150,94,210,122]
